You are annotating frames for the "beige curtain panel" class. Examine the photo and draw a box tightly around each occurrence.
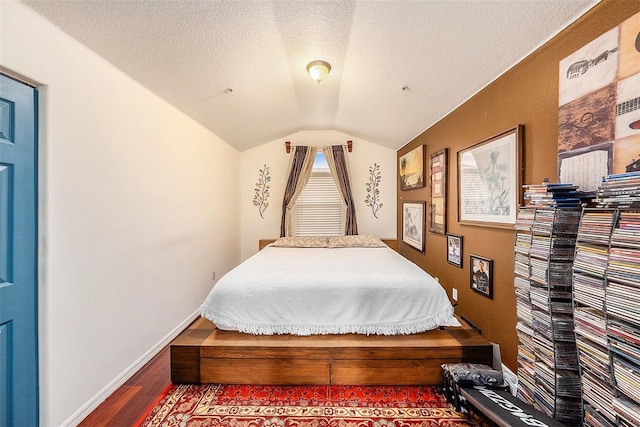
[280,145,317,237]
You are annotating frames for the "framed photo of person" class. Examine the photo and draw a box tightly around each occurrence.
[446,234,463,268]
[402,201,425,253]
[470,254,493,299]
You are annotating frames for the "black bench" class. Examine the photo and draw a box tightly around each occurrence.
[441,365,566,427]
[456,385,566,427]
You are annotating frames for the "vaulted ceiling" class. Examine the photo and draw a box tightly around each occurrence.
[22,0,597,151]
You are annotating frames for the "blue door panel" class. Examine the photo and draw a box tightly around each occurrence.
[0,74,38,426]
[0,163,12,284]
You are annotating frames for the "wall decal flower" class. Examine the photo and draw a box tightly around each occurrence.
[365,163,383,218]
[253,164,271,218]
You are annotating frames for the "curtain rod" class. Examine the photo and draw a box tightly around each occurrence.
[285,140,352,154]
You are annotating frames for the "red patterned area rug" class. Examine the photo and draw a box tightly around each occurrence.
[136,384,487,426]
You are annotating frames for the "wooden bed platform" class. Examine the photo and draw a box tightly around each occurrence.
[170,316,493,386]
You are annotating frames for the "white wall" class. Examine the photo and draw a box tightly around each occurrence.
[240,130,396,261]
[1,2,241,425]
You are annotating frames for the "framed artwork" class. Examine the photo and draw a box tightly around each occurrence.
[446,234,463,268]
[402,201,425,253]
[557,12,640,191]
[399,145,425,190]
[457,125,523,228]
[429,148,448,234]
[470,255,493,299]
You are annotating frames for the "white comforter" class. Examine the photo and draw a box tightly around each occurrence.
[199,245,459,335]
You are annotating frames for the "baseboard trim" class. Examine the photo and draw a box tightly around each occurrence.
[60,309,200,427]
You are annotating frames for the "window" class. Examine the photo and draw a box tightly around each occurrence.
[294,153,344,236]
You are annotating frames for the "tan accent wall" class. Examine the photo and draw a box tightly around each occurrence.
[397,0,640,372]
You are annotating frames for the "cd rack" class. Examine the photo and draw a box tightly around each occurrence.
[605,209,640,427]
[514,206,536,405]
[514,206,582,425]
[573,207,640,426]
[573,208,617,426]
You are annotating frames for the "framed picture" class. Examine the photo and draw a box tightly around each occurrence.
[399,145,425,190]
[470,255,493,299]
[402,201,425,253]
[429,148,448,234]
[457,125,523,228]
[446,234,463,268]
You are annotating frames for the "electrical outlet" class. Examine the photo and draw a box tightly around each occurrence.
[212,270,216,280]
[452,288,458,301]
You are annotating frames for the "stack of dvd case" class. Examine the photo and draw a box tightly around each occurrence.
[606,209,640,426]
[514,206,536,404]
[524,182,584,208]
[612,398,640,427]
[528,207,582,425]
[595,172,640,208]
[573,208,617,425]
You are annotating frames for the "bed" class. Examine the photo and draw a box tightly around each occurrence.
[170,236,494,385]
[199,235,460,336]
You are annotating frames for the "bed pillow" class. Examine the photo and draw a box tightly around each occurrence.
[328,235,387,248]
[270,236,329,248]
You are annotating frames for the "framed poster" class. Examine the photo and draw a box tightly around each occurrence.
[470,254,493,299]
[402,201,425,253]
[557,12,640,190]
[446,234,463,268]
[399,145,425,190]
[458,125,523,228]
[429,148,448,234]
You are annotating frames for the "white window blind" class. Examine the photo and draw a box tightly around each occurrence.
[294,156,345,236]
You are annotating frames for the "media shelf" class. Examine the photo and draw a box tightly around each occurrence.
[514,206,536,404]
[572,208,617,426]
[606,209,640,427]
[514,206,582,425]
[573,208,640,426]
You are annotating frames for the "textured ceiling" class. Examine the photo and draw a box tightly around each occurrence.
[22,0,597,151]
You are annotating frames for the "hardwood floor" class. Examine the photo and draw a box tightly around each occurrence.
[78,346,171,426]
[77,313,491,425]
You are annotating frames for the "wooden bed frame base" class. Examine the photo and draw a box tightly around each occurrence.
[170,316,493,386]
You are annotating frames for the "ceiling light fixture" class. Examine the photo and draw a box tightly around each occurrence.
[306,60,331,84]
